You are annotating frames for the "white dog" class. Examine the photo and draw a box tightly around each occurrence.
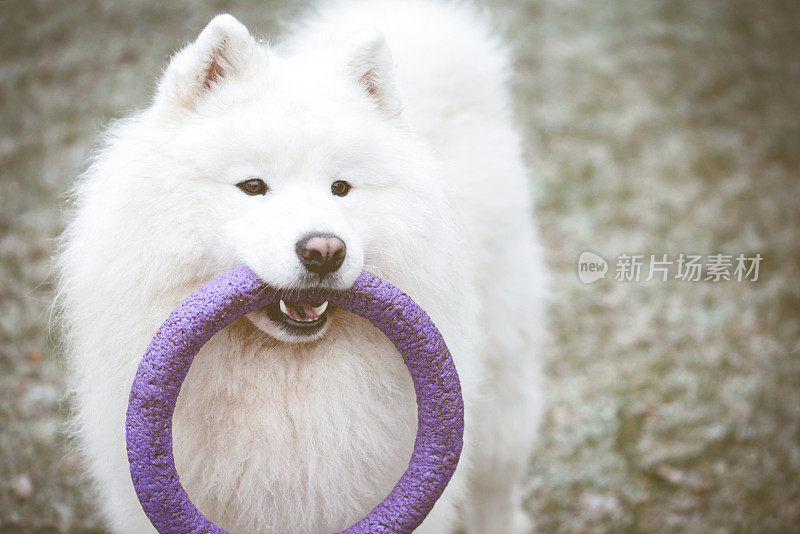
[58,1,548,532]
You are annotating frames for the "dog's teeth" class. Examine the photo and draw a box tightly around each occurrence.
[279,299,289,316]
[313,301,329,315]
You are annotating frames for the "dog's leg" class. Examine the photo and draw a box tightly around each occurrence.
[464,477,533,534]
[463,358,542,534]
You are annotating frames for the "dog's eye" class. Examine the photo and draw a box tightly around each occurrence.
[236,178,268,196]
[331,180,351,197]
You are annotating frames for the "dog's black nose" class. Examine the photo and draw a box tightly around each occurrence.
[296,234,346,275]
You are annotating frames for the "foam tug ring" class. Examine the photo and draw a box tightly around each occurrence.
[126,266,464,533]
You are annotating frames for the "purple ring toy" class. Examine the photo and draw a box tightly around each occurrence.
[126,266,464,533]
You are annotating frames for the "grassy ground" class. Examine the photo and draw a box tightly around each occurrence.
[1,0,798,531]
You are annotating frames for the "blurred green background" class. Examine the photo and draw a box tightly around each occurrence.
[2,0,799,531]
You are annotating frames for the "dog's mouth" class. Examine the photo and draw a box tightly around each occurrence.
[264,299,331,336]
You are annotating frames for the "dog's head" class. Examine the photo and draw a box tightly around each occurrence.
[144,15,439,343]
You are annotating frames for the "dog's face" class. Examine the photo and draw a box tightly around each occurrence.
[148,15,432,343]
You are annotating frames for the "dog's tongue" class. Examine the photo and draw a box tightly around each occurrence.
[283,302,319,322]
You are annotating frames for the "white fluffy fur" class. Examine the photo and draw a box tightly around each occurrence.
[58,1,548,532]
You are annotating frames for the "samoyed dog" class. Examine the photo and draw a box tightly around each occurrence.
[59,1,548,532]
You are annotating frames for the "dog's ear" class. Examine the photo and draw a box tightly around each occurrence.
[157,14,258,111]
[341,29,402,118]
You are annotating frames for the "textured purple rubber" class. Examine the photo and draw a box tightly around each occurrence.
[126,266,464,533]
